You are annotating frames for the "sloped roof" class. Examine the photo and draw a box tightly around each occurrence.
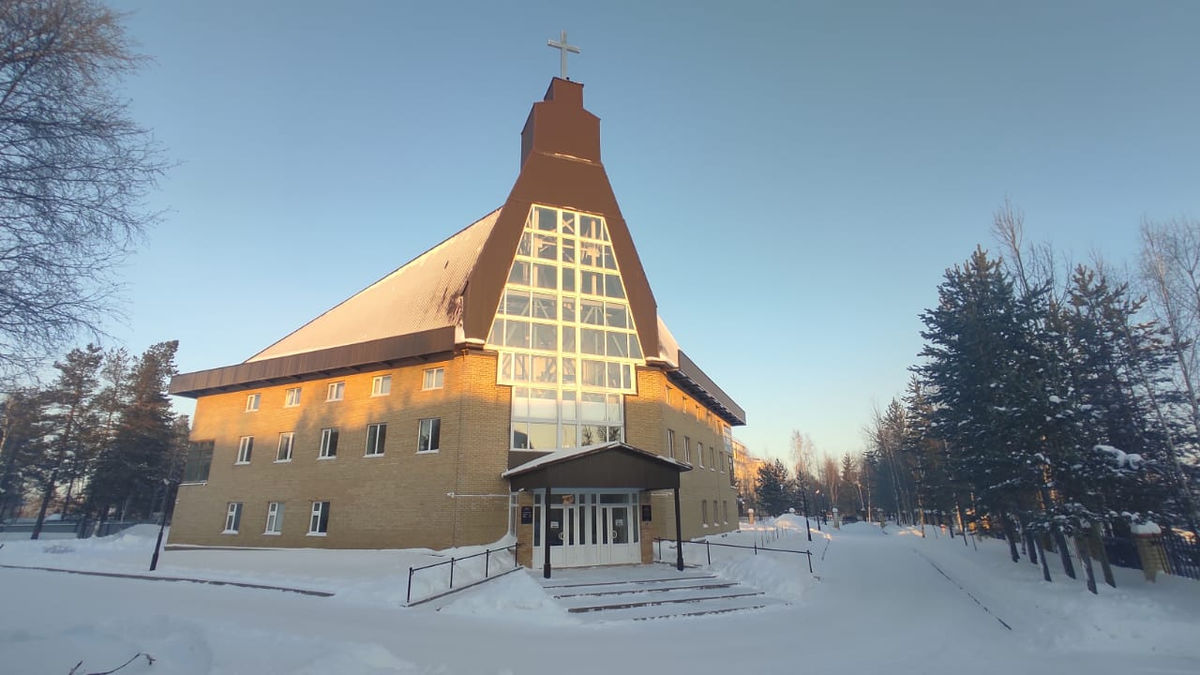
[246,208,501,363]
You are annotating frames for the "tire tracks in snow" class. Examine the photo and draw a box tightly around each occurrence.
[911,548,1013,631]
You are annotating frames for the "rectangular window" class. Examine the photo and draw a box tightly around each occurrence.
[701,501,708,528]
[224,502,242,533]
[245,393,260,412]
[422,367,444,390]
[697,441,704,467]
[276,432,294,462]
[709,445,715,470]
[723,500,729,524]
[308,501,330,535]
[366,423,387,456]
[326,381,345,401]
[667,429,675,459]
[684,436,692,464]
[418,418,441,453]
[319,428,339,459]
[284,387,301,407]
[372,375,392,397]
[182,441,213,483]
[236,436,253,464]
[265,502,284,534]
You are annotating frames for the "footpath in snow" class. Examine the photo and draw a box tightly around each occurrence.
[0,518,1197,674]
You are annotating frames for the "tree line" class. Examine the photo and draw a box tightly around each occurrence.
[0,341,187,537]
[863,206,1200,571]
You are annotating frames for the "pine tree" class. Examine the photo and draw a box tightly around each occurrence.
[86,341,180,522]
[755,459,792,517]
[0,389,46,520]
[31,344,102,538]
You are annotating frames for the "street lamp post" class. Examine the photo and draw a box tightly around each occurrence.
[801,486,812,542]
[814,489,822,532]
[149,479,179,572]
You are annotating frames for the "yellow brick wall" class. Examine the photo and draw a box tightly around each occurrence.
[625,367,740,542]
[169,351,511,550]
[170,353,741,555]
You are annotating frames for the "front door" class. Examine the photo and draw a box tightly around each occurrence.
[532,490,640,567]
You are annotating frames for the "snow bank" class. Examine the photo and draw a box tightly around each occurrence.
[438,569,576,625]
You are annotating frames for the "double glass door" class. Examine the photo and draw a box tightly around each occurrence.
[532,491,640,567]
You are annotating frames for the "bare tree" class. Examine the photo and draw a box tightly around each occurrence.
[789,430,817,485]
[0,0,165,381]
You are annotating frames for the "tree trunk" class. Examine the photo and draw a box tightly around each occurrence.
[955,497,970,548]
[1091,524,1116,588]
[1054,527,1076,579]
[30,471,58,540]
[1036,535,1052,582]
[1076,536,1098,594]
[1024,528,1039,565]
[1003,514,1021,563]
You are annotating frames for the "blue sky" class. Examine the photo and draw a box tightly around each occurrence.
[106,1,1199,466]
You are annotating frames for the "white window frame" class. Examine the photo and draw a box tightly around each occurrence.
[371,375,392,397]
[422,367,444,391]
[308,501,330,536]
[284,387,301,408]
[276,432,294,462]
[667,429,676,459]
[365,422,387,456]
[245,393,260,412]
[318,427,338,459]
[701,500,708,528]
[223,502,242,533]
[236,436,253,464]
[264,501,284,535]
[684,436,692,464]
[418,417,441,453]
[696,440,704,468]
[326,381,345,402]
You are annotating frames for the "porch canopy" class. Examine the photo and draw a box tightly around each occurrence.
[502,441,692,577]
[502,441,690,491]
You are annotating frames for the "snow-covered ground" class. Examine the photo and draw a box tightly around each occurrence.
[1,518,1197,673]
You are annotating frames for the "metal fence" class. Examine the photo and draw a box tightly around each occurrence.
[1101,536,1141,570]
[1163,533,1200,580]
[653,537,814,574]
[405,544,520,606]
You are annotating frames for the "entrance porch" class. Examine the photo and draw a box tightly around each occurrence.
[503,441,691,578]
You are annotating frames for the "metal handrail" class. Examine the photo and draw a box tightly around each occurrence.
[654,537,814,574]
[405,544,519,605]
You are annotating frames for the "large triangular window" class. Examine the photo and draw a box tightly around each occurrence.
[487,205,644,450]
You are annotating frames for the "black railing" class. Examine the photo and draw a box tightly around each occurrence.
[1101,536,1141,570]
[405,544,519,606]
[1163,533,1200,580]
[653,537,814,574]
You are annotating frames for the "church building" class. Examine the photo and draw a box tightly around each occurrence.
[167,64,745,571]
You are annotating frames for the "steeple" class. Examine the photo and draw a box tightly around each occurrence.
[520,78,601,167]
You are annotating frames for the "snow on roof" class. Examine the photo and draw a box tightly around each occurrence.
[653,315,679,367]
[247,208,502,362]
[501,441,690,478]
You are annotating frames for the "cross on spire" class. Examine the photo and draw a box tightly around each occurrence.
[547,30,580,80]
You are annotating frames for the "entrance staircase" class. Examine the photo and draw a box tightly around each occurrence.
[534,565,788,622]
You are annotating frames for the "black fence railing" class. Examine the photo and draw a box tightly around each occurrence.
[1163,533,1200,580]
[653,537,814,574]
[405,544,519,606]
[1101,536,1141,570]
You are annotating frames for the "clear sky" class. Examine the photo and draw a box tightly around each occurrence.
[104,1,1199,467]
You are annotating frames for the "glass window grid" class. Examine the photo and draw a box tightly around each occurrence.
[319,428,338,459]
[236,436,253,464]
[284,387,301,407]
[488,205,645,449]
[245,393,260,412]
[265,502,283,534]
[422,368,444,390]
[326,382,344,401]
[224,502,242,533]
[276,432,294,462]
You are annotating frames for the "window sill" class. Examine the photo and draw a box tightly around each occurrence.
[179,481,207,487]
[274,459,292,464]
[364,453,384,458]
[416,449,440,455]
[317,455,336,461]
[222,530,238,535]
[234,461,250,466]
[244,410,259,414]
[284,405,299,409]
[421,387,443,392]
[263,531,281,536]
[370,393,391,398]
[306,532,327,537]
